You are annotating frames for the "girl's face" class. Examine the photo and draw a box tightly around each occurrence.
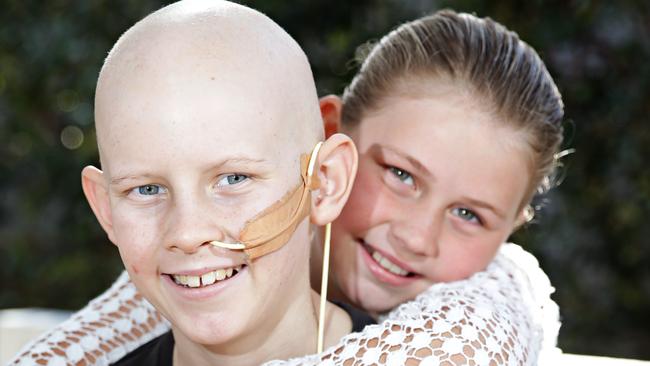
[330,87,533,313]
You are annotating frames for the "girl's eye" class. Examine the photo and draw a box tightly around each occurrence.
[388,166,415,187]
[451,207,482,224]
[136,184,166,196]
[217,174,249,187]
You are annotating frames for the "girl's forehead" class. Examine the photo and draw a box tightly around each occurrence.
[356,93,504,139]
[352,92,533,186]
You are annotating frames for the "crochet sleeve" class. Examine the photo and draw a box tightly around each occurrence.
[9,244,559,366]
[264,243,561,366]
[8,271,170,366]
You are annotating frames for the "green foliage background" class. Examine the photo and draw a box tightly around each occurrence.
[1,0,649,360]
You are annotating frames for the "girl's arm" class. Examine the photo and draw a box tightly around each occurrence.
[8,271,170,366]
[265,243,561,366]
[9,244,559,366]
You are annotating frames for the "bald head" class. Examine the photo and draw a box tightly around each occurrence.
[95,0,322,169]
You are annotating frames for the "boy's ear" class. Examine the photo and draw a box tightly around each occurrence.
[320,95,343,138]
[81,166,116,244]
[310,133,358,225]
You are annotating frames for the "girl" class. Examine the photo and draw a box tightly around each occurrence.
[11,9,563,366]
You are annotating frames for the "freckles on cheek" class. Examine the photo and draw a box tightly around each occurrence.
[113,218,158,272]
[116,243,152,270]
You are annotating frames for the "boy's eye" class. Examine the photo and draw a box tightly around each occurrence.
[388,166,415,187]
[451,207,482,224]
[136,184,165,196]
[217,174,249,187]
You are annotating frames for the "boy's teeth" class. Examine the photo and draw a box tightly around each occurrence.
[371,249,409,276]
[201,271,216,286]
[215,269,226,281]
[187,275,200,288]
[172,265,242,288]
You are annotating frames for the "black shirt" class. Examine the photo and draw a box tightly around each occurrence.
[113,330,174,366]
[113,303,376,366]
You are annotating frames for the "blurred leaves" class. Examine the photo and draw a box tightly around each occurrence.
[1,0,649,360]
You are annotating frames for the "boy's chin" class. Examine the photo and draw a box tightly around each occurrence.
[172,315,248,348]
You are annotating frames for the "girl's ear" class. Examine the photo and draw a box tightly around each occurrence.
[310,133,358,225]
[81,166,117,244]
[320,95,343,138]
[513,205,535,230]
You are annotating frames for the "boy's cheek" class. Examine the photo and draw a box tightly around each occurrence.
[111,214,162,268]
[114,231,158,267]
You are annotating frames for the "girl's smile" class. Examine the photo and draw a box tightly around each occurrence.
[358,239,421,286]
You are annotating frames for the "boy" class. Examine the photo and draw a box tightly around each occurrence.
[80,0,358,364]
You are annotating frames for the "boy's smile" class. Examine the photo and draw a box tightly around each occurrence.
[169,265,245,289]
[164,264,249,302]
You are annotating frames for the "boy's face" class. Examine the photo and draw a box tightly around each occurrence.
[91,54,313,346]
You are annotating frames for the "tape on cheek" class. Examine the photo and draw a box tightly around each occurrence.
[238,147,321,260]
[239,180,310,259]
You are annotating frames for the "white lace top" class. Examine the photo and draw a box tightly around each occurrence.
[9,243,560,366]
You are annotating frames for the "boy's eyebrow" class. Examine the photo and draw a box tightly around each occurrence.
[109,157,269,186]
[110,173,157,186]
[461,196,507,219]
[375,144,433,178]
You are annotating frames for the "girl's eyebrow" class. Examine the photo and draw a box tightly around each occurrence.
[372,144,433,178]
[461,196,507,219]
[372,144,508,220]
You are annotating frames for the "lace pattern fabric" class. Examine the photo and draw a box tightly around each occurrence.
[9,272,169,366]
[9,243,559,366]
[265,243,561,366]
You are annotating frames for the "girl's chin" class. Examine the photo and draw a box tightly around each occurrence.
[350,280,402,313]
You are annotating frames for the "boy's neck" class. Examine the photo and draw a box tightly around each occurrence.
[172,279,351,366]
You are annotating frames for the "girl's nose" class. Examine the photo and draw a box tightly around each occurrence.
[390,215,441,258]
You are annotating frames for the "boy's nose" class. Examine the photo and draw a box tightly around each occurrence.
[164,198,229,254]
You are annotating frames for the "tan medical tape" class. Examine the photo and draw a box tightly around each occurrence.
[209,142,322,260]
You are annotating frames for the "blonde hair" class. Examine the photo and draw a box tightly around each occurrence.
[342,10,565,206]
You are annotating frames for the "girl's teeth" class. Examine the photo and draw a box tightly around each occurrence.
[371,249,409,276]
[173,265,241,288]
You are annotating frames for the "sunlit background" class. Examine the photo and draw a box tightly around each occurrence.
[1,0,649,360]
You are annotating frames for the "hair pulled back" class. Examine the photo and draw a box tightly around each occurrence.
[342,10,565,203]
